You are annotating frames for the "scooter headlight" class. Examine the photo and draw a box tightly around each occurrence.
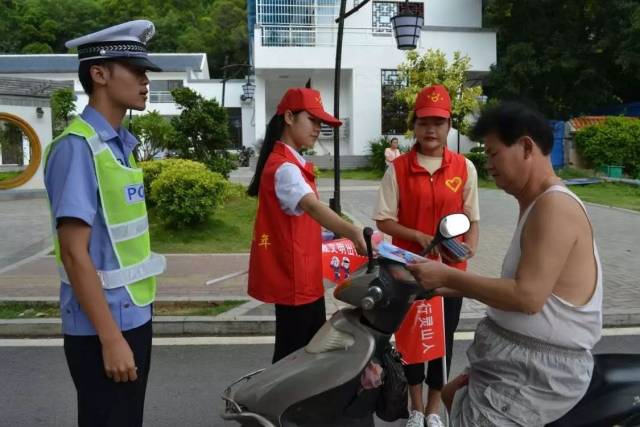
[305,321,355,353]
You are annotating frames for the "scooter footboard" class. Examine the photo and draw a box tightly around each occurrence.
[221,369,276,427]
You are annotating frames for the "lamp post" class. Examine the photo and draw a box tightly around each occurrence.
[220,59,253,107]
[391,0,424,50]
[331,0,423,215]
[241,75,255,102]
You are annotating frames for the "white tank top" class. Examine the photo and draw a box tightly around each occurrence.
[487,185,603,350]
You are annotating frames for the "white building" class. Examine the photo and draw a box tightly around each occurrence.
[0,54,254,150]
[249,0,496,154]
[0,77,72,191]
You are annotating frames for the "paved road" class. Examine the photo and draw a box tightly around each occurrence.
[2,332,640,426]
[0,196,51,271]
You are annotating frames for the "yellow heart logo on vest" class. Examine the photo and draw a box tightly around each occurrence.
[445,176,462,193]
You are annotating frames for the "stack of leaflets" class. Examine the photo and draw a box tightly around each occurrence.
[377,242,427,265]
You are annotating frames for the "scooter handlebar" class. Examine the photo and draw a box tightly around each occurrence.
[363,227,375,273]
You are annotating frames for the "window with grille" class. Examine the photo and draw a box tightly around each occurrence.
[149,80,183,103]
[372,1,424,36]
[381,69,408,135]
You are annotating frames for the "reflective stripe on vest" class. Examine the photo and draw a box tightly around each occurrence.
[45,117,164,306]
[57,253,166,290]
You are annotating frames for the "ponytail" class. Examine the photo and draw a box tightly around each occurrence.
[247,114,286,197]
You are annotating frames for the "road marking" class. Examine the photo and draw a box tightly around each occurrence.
[2,326,640,347]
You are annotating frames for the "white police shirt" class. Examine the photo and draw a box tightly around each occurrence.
[274,142,314,216]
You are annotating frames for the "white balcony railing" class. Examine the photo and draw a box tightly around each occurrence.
[257,0,339,27]
[259,25,397,47]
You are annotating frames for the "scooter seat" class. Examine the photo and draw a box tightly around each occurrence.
[547,354,640,427]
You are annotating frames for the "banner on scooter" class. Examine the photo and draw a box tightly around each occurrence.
[322,238,368,285]
[395,296,446,364]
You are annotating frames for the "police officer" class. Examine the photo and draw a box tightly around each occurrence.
[44,20,165,426]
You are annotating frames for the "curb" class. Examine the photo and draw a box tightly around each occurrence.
[1,312,638,338]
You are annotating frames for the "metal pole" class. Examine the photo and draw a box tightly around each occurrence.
[441,295,450,426]
[331,0,348,215]
[222,55,229,107]
[222,79,226,107]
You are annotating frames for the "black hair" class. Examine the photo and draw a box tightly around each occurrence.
[471,101,554,155]
[247,112,301,197]
[78,60,114,95]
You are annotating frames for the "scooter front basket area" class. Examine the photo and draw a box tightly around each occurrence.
[221,369,276,427]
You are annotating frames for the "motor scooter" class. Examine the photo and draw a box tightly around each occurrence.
[221,212,640,427]
[221,213,471,426]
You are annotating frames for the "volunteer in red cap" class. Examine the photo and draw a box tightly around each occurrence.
[373,84,480,427]
[247,87,368,363]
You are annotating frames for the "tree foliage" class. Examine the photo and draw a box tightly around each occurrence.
[168,87,236,177]
[131,111,175,161]
[50,87,76,136]
[0,0,247,78]
[484,0,640,119]
[574,118,640,178]
[396,49,482,136]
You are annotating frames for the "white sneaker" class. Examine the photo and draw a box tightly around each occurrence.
[406,410,425,427]
[425,414,445,427]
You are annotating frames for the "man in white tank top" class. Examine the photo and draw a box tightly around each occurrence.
[407,102,602,426]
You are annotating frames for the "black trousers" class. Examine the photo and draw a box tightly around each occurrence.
[404,297,463,389]
[273,297,326,363]
[64,321,152,427]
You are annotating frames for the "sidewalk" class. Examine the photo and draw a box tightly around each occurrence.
[1,168,640,336]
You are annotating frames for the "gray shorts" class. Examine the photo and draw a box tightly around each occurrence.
[450,317,593,427]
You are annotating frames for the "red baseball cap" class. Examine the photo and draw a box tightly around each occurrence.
[414,85,451,119]
[276,88,342,128]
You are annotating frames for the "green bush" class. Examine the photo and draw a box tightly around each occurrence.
[139,160,167,204]
[139,159,208,205]
[465,152,488,180]
[206,151,238,179]
[574,117,640,178]
[368,136,392,172]
[150,160,227,227]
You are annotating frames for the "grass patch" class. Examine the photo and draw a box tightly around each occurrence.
[479,176,640,211]
[317,168,384,180]
[556,167,595,179]
[477,178,498,189]
[569,182,640,211]
[0,301,246,319]
[149,190,257,253]
[0,302,59,319]
[154,300,246,316]
[0,171,21,181]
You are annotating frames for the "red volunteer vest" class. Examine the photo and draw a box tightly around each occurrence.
[393,145,469,364]
[248,143,323,306]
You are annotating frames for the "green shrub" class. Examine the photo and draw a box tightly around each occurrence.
[150,161,227,227]
[139,159,209,205]
[139,160,167,205]
[574,117,640,178]
[368,136,392,172]
[465,152,488,180]
[206,151,238,179]
[224,182,248,201]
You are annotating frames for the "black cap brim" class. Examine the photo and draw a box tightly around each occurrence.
[118,57,162,72]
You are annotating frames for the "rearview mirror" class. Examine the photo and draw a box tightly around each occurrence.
[438,213,470,239]
[420,213,471,256]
